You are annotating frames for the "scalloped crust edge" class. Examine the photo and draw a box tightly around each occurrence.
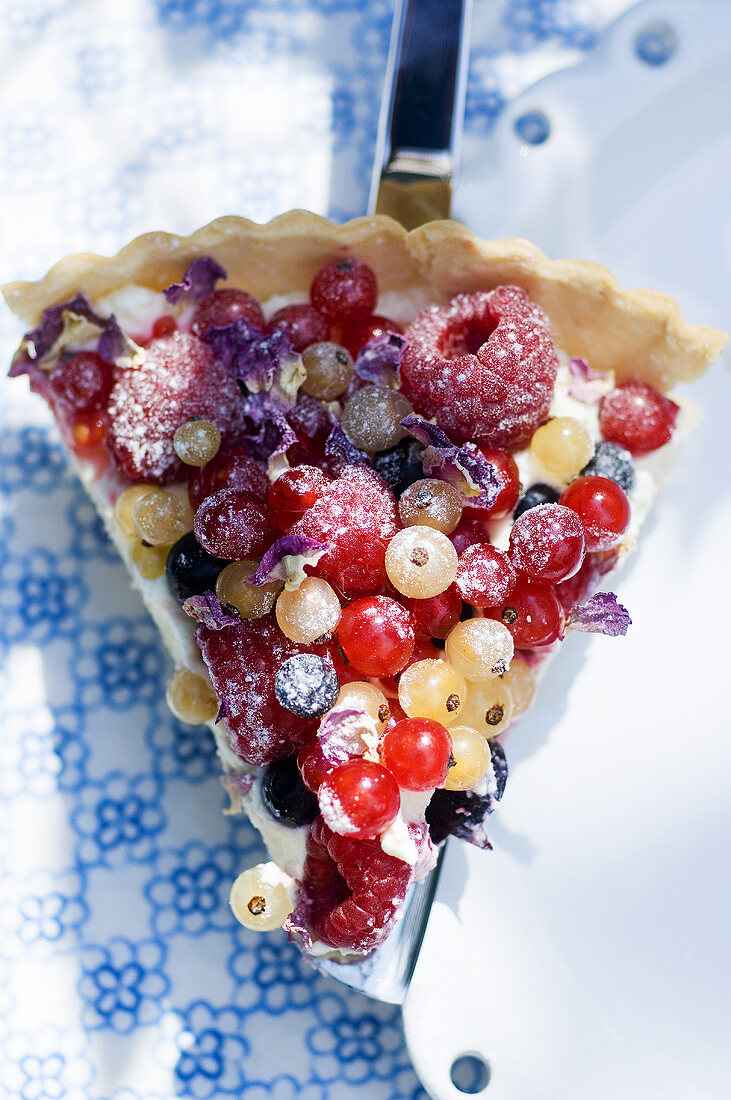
[3,210,727,391]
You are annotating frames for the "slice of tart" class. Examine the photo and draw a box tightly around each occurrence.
[5,213,726,959]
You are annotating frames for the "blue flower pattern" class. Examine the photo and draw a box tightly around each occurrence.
[0,1,639,1096]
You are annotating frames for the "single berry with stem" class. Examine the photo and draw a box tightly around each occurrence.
[485,576,564,649]
[310,257,378,321]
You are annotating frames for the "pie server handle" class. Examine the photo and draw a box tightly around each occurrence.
[368,0,473,227]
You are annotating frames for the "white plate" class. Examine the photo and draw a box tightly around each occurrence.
[405,3,731,1097]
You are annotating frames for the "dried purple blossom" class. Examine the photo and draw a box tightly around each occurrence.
[324,424,370,470]
[317,707,370,765]
[354,332,407,385]
[250,534,329,590]
[10,293,143,376]
[204,320,304,405]
[401,414,500,504]
[182,591,239,630]
[567,591,631,636]
[163,257,227,304]
[567,356,613,404]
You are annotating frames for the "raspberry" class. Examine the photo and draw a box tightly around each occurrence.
[107,332,245,483]
[188,447,269,510]
[292,466,399,595]
[190,288,265,338]
[198,617,337,765]
[266,303,330,351]
[310,258,377,322]
[599,379,679,455]
[400,287,559,450]
[301,816,412,952]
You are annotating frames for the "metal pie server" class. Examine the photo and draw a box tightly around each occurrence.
[311,0,472,1004]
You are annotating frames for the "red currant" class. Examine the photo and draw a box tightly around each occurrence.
[298,739,341,793]
[508,503,585,583]
[381,718,452,791]
[266,303,330,351]
[190,288,265,337]
[151,315,177,339]
[268,466,331,529]
[341,314,403,357]
[337,596,415,678]
[47,351,114,413]
[466,446,520,520]
[553,548,620,614]
[70,411,108,449]
[486,576,564,649]
[318,759,400,838]
[456,543,517,608]
[450,515,489,555]
[599,379,679,455]
[559,475,631,552]
[406,584,462,639]
[194,488,276,560]
[310,258,377,322]
[188,447,269,510]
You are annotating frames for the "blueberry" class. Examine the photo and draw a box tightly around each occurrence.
[513,482,559,520]
[165,531,228,602]
[425,789,492,846]
[274,654,339,718]
[488,738,508,801]
[373,438,424,496]
[261,757,319,828]
[580,440,635,493]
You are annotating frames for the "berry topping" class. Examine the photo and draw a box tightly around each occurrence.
[443,726,491,791]
[398,479,463,534]
[460,678,514,737]
[301,342,353,400]
[380,717,452,791]
[449,515,489,555]
[385,526,458,599]
[373,437,424,496]
[266,303,330,352]
[513,482,560,521]
[486,577,564,649]
[455,543,517,608]
[341,315,403,358]
[318,760,400,838]
[261,756,320,827]
[190,288,265,337]
[292,466,399,595]
[559,475,631,552]
[445,618,514,682]
[151,315,177,339]
[400,286,559,450]
[300,817,412,952]
[173,419,221,467]
[310,257,378,322]
[287,393,334,465]
[465,446,520,519]
[165,531,228,602]
[230,864,295,932]
[341,385,413,454]
[194,489,276,561]
[268,465,331,529]
[274,654,340,718]
[107,332,245,483]
[553,547,619,615]
[275,576,342,644]
[47,350,114,413]
[297,738,342,794]
[508,503,585,583]
[530,416,594,482]
[406,584,462,639]
[599,379,679,455]
[398,658,466,725]
[337,596,415,678]
[133,488,190,547]
[215,560,282,620]
[199,616,336,765]
[166,668,218,725]
[580,440,635,493]
[188,447,269,510]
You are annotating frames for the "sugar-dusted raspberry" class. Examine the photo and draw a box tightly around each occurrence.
[198,617,337,765]
[188,446,269,510]
[266,303,330,351]
[107,332,245,483]
[400,287,559,450]
[599,379,679,455]
[190,288,265,337]
[301,816,412,953]
[310,258,378,322]
[292,465,399,595]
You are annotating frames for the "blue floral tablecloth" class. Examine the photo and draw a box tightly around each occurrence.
[0,3,639,1097]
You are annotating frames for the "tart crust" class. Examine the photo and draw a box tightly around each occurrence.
[3,211,727,391]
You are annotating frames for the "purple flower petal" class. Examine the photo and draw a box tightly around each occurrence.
[250,534,329,590]
[220,772,255,814]
[163,257,227,304]
[567,356,613,404]
[283,899,314,951]
[317,707,371,765]
[325,424,370,470]
[567,591,631,636]
[204,320,304,404]
[354,332,407,385]
[182,591,240,630]
[401,414,500,504]
[10,294,143,375]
